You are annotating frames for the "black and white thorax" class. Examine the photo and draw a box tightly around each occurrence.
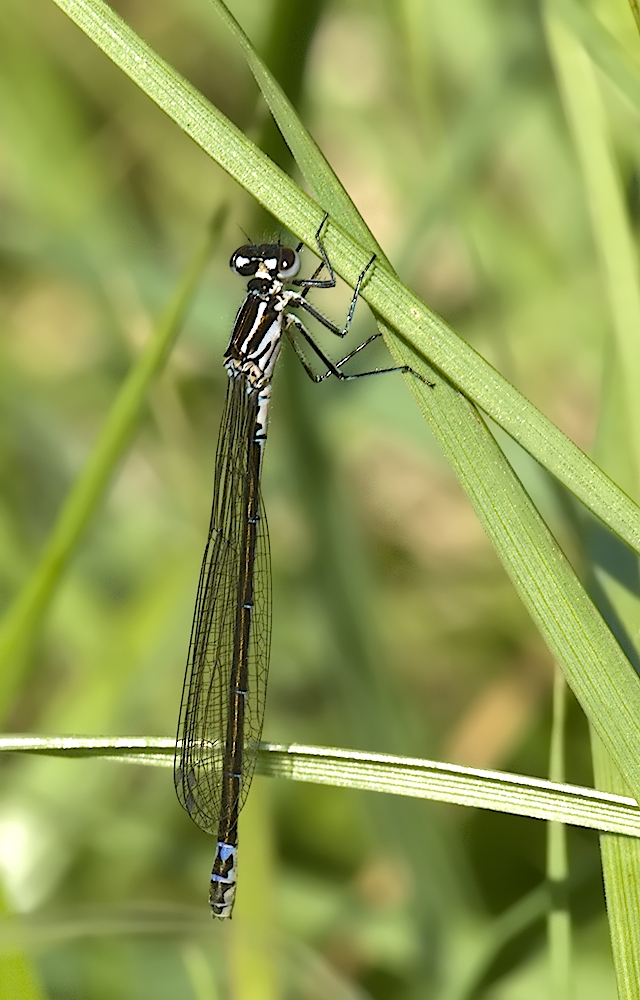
[223,246,303,447]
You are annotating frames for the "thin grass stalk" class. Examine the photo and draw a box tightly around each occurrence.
[206,0,640,807]
[51,0,640,561]
[626,0,640,34]
[545,8,640,495]
[547,666,572,999]
[3,736,640,838]
[592,735,640,999]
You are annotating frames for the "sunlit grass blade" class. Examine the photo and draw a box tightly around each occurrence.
[546,9,640,488]
[442,885,551,1000]
[0,211,224,711]
[553,0,640,117]
[208,0,640,813]
[546,13,640,995]
[49,0,640,813]
[391,371,640,800]
[259,743,640,838]
[209,0,380,256]
[51,0,640,558]
[4,735,640,838]
[592,735,640,998]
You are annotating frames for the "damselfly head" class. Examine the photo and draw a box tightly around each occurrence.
[230,244,300,280]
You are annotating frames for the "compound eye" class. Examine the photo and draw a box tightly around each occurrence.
[230,247,259,276]
[277,248,300,279]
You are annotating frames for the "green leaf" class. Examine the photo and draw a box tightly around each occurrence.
[50,0,640,810]
[592,734,640,998]
[51,0,640,559]
[209,1,640,817]
[4,735,640,839]
[547,668,572,999]
[547,9,640,488]
[553,0,640,120]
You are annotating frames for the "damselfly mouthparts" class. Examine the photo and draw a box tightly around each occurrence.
[174,218,432,918]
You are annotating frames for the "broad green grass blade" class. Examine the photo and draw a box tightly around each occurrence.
[50,0,640,559]
[210,0,640,818]
[629,0,640,34]
[50,0,640,806]
[4,735,640,839]
[440,886,551,1000]
[0,212,224,711]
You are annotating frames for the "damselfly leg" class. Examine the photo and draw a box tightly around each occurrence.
[290,218,436,386]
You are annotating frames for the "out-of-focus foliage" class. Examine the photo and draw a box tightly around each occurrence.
[1,0,639,996]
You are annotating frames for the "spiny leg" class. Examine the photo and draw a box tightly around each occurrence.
[291,214,433,383]
[285,314,435,386]
[294,212,336,292]
[295,214,376,341]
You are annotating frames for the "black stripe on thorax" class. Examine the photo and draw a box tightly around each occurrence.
[224,294,283,365]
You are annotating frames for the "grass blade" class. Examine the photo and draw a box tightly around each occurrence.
[546,14,640,996]
[49,0,640,808]
[546,8,640,487]
[592,735,640,999]
[553,0,640,118]
[4,734,640,839]
[0,212,224,709]
[50,0,640,558]
[208,0,640,811]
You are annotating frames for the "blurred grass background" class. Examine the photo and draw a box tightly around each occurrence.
[0,0,639,996]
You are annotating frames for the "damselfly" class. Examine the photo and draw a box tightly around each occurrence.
[174,219,431,918]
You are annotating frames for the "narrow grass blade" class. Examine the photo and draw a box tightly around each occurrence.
[592,734,640,999]
[546,9,640,488]
[50,0,640,559]
[50,0,640,809]
[209,0,640,806]
[209,0,380,255]
[546,15,640,996]
[0,212,224,710]
[259,743,640,839]
[547,667,572,1000]
[4,735,640,838]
